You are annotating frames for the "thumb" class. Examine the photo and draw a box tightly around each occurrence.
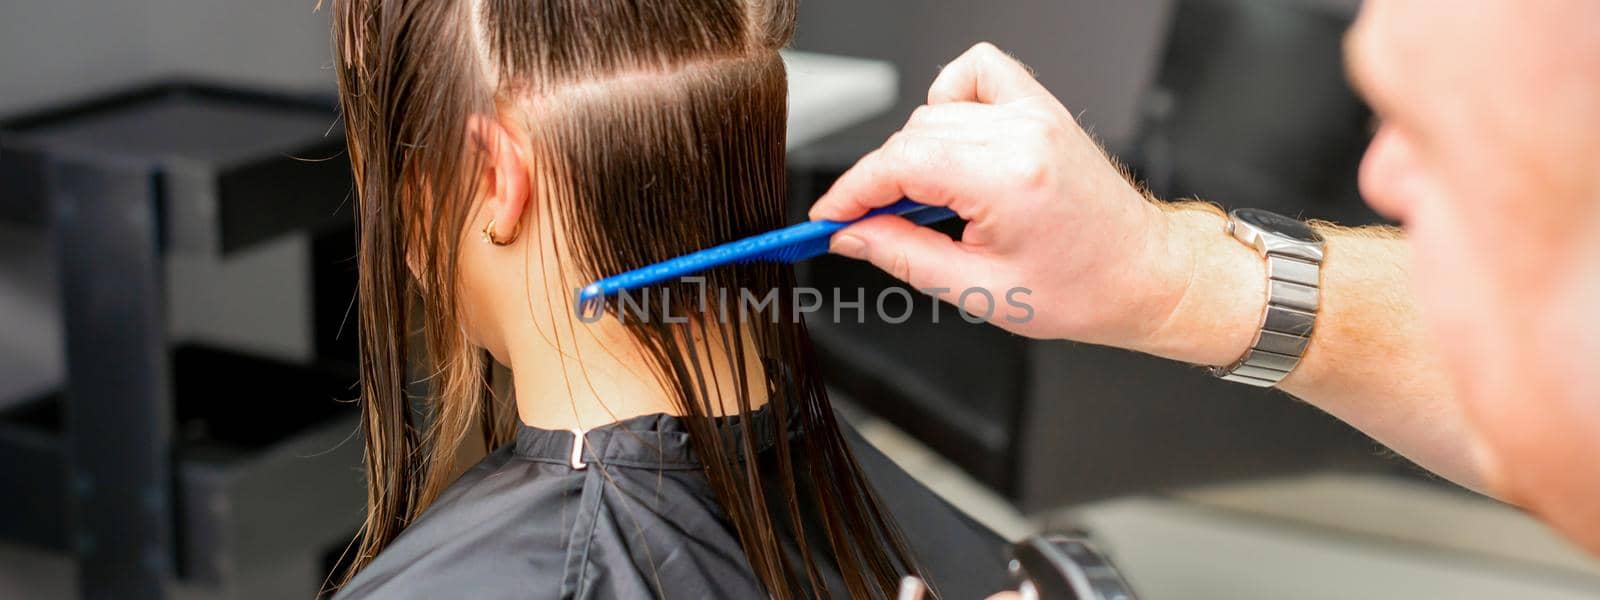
[927,42,1050,105]
[829,215,987,295]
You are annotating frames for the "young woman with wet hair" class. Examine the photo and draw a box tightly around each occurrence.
[327,1,1002,597]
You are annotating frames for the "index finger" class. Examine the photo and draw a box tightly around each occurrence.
[927,42,1051,105]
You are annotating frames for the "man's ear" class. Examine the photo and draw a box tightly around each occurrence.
[467,113,531,245]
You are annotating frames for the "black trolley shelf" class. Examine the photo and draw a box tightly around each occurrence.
[0,81,362,599]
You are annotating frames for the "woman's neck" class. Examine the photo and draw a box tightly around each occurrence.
[505,318,771,431]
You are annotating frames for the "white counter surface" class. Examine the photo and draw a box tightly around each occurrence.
[784,51,898,150]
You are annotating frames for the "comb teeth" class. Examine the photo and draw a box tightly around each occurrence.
[743,236,829,264]
[575,284,606,320]
[572,200,960,320]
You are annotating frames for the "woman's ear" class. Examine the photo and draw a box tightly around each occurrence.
[467,113,531,245]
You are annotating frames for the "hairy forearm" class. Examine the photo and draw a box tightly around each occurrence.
[1139,204,1486,491]
[1280,223,1486,489]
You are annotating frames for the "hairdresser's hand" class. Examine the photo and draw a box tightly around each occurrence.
[811,43,1245,361]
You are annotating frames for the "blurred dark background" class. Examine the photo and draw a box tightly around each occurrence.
[8,1,1592,599]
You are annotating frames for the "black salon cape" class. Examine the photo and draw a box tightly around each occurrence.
[335,409,1008,599]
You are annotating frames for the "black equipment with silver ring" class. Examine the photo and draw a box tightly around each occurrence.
[1007,534,1137,600]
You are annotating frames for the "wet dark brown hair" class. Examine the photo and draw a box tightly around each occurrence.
[330,0,917,596]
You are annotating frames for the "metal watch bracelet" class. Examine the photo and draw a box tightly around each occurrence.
[1212,208,1324,387]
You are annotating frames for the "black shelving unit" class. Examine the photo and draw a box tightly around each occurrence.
[0,81,362,599]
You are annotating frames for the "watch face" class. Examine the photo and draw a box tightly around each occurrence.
[1234,208,1322,243]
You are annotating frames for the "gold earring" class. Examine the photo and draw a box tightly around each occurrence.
[482,218,518,246]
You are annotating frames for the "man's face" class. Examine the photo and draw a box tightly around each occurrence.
[1348,0,1600,551]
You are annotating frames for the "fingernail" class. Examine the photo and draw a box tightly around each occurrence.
[831,234,867,259]
[806,197,828,221]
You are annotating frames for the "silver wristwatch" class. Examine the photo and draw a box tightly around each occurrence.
[1212,208,1325,387]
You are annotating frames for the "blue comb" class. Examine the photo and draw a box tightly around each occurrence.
[576,199,958,314]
